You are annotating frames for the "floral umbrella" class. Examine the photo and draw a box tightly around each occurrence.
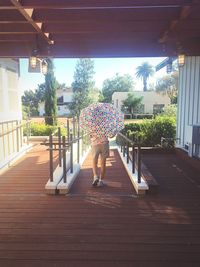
[79,103,124,138]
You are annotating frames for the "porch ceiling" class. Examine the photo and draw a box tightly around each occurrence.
[0,0,200,58]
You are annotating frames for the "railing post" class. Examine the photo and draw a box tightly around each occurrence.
[20,120,23,148]
[16,121,20,152]
[123,142,125,157]
[126,132,129,164]
[81,131,84,157]
[77,117,80,164]
[26,119,29,145]
[49,134,54,182]
[58,127,62,167]
[12,121,15,153]
[137,143,141,183]
[67,119,70,151]
[73,117,75,138]
[62,136,67,183]
[132,136,135,174]
[1,123,6,158]
[70,132,73,173]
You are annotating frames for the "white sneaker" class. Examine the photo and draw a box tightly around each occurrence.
[92,177,99,186]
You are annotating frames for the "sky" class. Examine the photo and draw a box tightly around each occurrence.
[19,57,167,93]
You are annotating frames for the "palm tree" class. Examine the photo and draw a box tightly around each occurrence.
[136,62,154,92]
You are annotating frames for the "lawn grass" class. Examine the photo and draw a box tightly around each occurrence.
[124,119,147,124]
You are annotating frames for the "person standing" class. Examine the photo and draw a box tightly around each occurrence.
[90,132,110,187]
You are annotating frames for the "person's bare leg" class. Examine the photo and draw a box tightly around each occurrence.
[92,154,99,178]
[100,155,106,180]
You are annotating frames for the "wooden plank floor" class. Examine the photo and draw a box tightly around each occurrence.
[0,145,200,267]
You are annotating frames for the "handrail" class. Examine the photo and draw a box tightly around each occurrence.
[0,119,31,168]
[117,132,142,183]
[46,120,90,184]
[0,120,31,138]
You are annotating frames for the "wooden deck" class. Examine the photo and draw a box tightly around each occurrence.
[0,144,200,267]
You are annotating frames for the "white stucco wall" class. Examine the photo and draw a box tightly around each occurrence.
[0,58,25,169]
[63,92,73,103]
[0,58,22,122]
[177,56,200,158]
[38,102,45,116]
[38,88,72,117]
[112,91,170,113]
[57,105,71,116]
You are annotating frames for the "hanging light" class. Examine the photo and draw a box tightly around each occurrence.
[41,59,48,75]
[178,54,185,67]
[29,49,38,68]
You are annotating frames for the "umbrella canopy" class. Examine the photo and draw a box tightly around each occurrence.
[79,103,124,138]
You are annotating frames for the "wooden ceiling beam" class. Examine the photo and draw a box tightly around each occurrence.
[0,23,36,32]
[0,10,27,21]
[0,41,173,57]
[18,0,188,9]
[10,0,54,45]
[0,0,198,57]
[43,21,167,33]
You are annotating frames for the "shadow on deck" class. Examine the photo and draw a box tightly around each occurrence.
[0,144,200,267]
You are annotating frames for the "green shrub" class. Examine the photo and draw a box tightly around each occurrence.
[161,104,177,117]
[121,123,141,134]
[118,116,176,147]
[141,116,176,146]
[24,122,67,136]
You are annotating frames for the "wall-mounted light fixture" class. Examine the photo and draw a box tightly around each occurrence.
[29,51,48,75]
[29,49,38,68]
[29,34,50,75]
[178,54,185,67]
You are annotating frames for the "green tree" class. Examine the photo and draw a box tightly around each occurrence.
[102,74,134,103]
[136,62,154,92]
[22,90,39,117]
[35,83,45,103]
[121,93,143,117]
[44,58,57,125]
[155,71,178,104]
[72,58,95,93]
[69,58,95,117]
[69,92,93,117]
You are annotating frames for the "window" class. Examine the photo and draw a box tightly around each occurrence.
[153,104,165,114]
[135,104,144,114]
[116,99,119,108]
[57,96,63,104]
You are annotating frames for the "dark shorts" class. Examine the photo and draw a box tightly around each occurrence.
[91,142,109,160]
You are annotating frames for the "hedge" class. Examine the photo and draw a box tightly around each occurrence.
[24,122,67,136]
[119,115,176,147]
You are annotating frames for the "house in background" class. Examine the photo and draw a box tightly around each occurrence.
[112,91,170,116]
[0,58,30,170]
[38,87,73,116]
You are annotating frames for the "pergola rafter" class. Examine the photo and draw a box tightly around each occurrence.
[0,0,199,57]
[10,0,54,45]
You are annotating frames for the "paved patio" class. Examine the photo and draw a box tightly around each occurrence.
[0,144,200,266]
